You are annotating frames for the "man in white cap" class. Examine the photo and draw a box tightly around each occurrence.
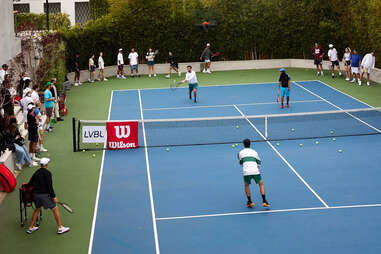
[327,44,342,78]
[117,48,126,79]
[200,43,213,73]
[359,51,376,86]
[26,157,70,235]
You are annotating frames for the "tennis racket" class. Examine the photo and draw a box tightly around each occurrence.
[170,80,184,90]
[58,202,74,214]
[212,52,220,58]
[154,49,159,55]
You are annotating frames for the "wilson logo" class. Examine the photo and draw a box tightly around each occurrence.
[114,126,131,139]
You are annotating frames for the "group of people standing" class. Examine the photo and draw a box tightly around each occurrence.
[312,43,376,86]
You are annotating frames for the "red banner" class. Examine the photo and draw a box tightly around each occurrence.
[106,121,139,150]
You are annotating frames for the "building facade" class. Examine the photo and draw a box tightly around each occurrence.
[1,0,21,65]
[13,0,91,25]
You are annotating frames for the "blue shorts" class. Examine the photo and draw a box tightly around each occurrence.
[147,61,154,66]
[189,83,198,91]
[130,64,138,71]
[280,87,290,97]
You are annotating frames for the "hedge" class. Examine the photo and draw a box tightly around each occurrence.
[15,13,71,32]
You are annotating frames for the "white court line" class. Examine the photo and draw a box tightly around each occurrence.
[156,203,381,221]
[233,105,329,208]
[88,91,114,254]
[138,89,161,254]
[313,80,374,108]
[143,99,323,111]
[293,82,381,133]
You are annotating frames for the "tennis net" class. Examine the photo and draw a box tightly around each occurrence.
[73,107,381,151]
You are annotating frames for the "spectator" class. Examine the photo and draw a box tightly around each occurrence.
[0,64,9,85]
[200,43,213,73]
[98,51,107,81]
[88,54,96,83]
[359,51,376,86]
[20,88,34,128]
[311,43,325,76]
[50,78,63,122]
[350,49,362,84]
[31,84,41,108]
[166,51,181,78]
[342,47,351,81]
[5,122,37,170]
[26,157,70,235]
[1,79,14,119]
[43,82,55,132]
[327,44,342,78]
[146,48,157,78]
[128,48,139,77]
[117,48,126,79]
[27,104,40,161]
[74,53,81,86]
[18,72,30,98]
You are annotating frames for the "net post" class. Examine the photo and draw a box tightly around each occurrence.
[265,116,268,139]
[77,120,81,152]
[72,117,77,152]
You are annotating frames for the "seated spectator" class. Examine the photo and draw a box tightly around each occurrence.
[5,122,37,170]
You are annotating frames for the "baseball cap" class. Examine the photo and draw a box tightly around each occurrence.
[280,68,286,72]
[207,43,210,47]
[40,158,50,166]
[329,44,333,48]
[27,103,35,110]
[45,81,51,88]
[119,48,123,51]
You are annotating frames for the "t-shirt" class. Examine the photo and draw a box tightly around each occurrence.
[351,54,362,67]
[117,53,124,65]
[279,73,290,88]
[0,69,7,84]
[146,52,155,61]
[311,47,325,60]
[344,52,351,61]
[168,55,176,65]
[20,96,34,113]
[238,148,261,176]
[128,52,139,65]
[200,47,213,60]
[27,110,38,132]
[361,53,375,69]
[89,58,95,67]
[185,71,198,84]
[328,48,338,61]
[98,56,105,69]
[44,89,54,108]
[31,90,40,104]
[74,56,80,69]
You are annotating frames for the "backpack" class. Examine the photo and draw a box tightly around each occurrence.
[0,164,16,192]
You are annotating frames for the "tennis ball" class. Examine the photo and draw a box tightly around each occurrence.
[235,144,238,147]
[315,141,319,144]
[299,144,303,147]
[291,128,295,132]
[338,149,342,153]
[330,130,334,134]
[232,144,235,148]
[332,138,336,141]
[92,154,96,158]
[166,148,170,152]
[276,143,280,146]
[96,143,99,146]
[82,150,86,152]
[236,125,239,129]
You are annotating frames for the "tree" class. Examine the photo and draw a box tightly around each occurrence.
[90,0,110,20]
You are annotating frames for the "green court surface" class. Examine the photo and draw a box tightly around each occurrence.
[0,68,380,254]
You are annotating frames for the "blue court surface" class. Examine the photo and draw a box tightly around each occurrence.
[89,80,381,254]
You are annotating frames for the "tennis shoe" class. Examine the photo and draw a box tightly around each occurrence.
[247,201,254,208]
[178,71,181,77]
[262,202,270,208]
[26,226,39,234]
[286,104,289,108]
[154,74,157,77]
[350,79,356,83]
[165,75,170,78]
[74,83,78,87]
[367,82,370,86]
[320,72,324,76]
[15,163,22,171]
[339,72,342,76]
[149,74,151,77]
[202,69,207,73]
[316,72,320,76]
[358,81,362,86]
[29,161,38,167]
[104,78,108,81]
[281,104,284,109]
[39,145,48,152]
[78,82,82,85]
[345,78,350,81]
[57,226,70,234]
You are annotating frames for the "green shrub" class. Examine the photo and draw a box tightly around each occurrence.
[15,13,71,32]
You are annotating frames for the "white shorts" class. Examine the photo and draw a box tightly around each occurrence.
[351,67,359,74]
[362,66,372,74]
[204,59,211,63]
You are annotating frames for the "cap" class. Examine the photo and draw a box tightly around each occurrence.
[206,43,210,47]
[27,103,35,110]
[119,48,123,51]
[45,81,51,88]
[280,68,286,72]
[329,44,333,48]
[40,157,50,166]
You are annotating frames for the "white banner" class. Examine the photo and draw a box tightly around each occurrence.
[82,126,106,143]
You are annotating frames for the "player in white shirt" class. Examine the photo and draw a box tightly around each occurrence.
[342,47,352,81]
[359,51,375,86]
[117,48,126,79]
[146,48,157,78]
[181,65,199,103]
[98,51,107,81]
[238,139,269,208]
[128,48,139,77]
[327,44,342,78]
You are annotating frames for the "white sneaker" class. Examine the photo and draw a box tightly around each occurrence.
[32,155,41,161]
[104,78,108,81]
[358,81,362,86]
[149,74,151,77]
[57,226,70,234]
[154,74,157,77]
[350,79,356,83]
[90,80,94,83]
[178,71,181,77]
[316,72,320,76]
[165,75,170,78]
[367,82,370,86]
[331,73,335,78]
[206,69,212,73]
[39,146,48,152]
[74,83,78,87]
[26,226,39,234]
[117,75,120,79]
[78,82,82,85]
[121,76,126,79]
[29,161,38,167]
[345,78,350,81]
[202,69,206,73]
[15,163,22,170]
[339,72,342,76]
[320,72,324,76]
[88,79,91,82]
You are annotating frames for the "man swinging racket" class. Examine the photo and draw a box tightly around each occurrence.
[181,65,199,103]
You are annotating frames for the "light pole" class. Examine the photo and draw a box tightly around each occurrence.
[46,0,49,30]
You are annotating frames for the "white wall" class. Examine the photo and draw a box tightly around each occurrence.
[15,0,89,25]
[0,0,21,65]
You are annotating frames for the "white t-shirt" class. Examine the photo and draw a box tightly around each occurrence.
[20,96,34,113]
[328,48,338,61]
[128,52,139,65]
[146,52,155,61]
[31,90,40,104]
[98,56,105,69]
[344,52,351,61]
[361,53,376,69]
[0,69,7,84]
[117,53,124,65]
[238,148,261,176]
[185,70,198,84]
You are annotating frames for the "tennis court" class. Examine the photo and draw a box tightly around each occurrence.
[89,80,381,254]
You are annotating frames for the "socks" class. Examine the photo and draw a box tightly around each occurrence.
[247,196,252,203]
[262,194,267,203]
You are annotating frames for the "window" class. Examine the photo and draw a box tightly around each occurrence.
[13,3,30,13]
[75,2,90,26]
[44,2,61,14]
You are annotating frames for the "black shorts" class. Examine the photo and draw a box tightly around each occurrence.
[345,60,351,66]
[28,129,39,142]
[314,58,322,65]
[118,64,124,70]
[170,63,178,69]
[331,60,339,66]
[33,193,56,209]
